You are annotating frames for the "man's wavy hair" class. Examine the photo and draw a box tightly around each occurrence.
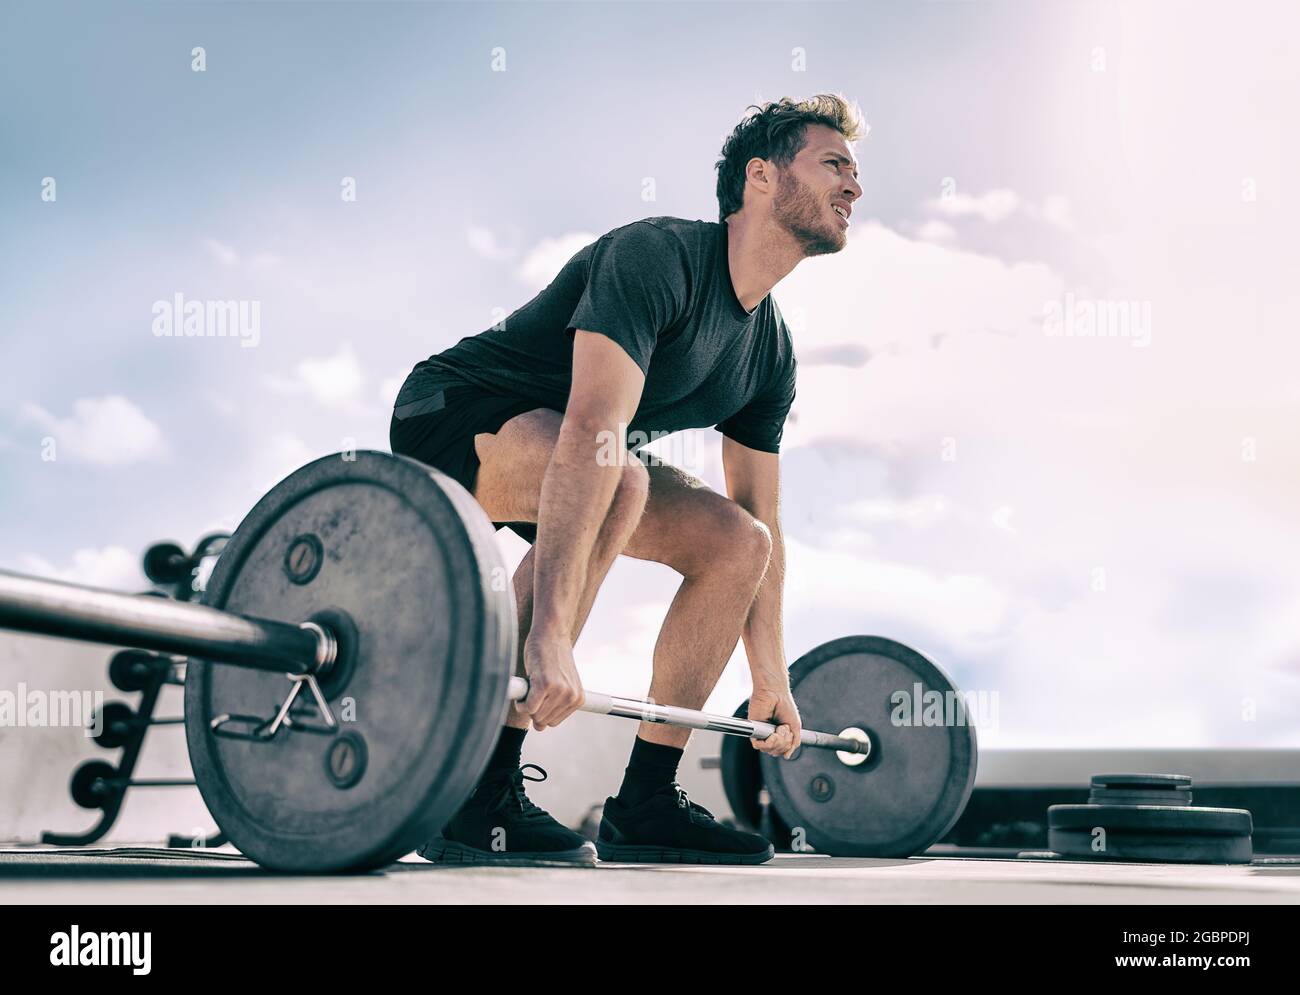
[715,93,867,222]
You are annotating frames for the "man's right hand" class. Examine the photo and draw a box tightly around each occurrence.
[517,630,585,731]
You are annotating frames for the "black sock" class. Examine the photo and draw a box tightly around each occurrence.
[616,736,684,807]
[484,726,527,777]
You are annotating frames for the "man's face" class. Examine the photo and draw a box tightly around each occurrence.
[770,123,862,256]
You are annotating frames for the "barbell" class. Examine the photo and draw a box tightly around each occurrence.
[0,451,978,871]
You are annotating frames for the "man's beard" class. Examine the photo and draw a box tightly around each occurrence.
[772,169,845,257]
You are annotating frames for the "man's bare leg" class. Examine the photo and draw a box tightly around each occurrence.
[620,463,774,748]
[471,407,771,745]
[500,470,647,728]
[453,400,776,861]
[471,407,649,729]
[503,461,773,745]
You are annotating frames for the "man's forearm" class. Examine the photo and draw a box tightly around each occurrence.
[740,519,788,686]
[530,419,624,639]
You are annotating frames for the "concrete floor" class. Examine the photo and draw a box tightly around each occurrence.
[3,846,1299,903]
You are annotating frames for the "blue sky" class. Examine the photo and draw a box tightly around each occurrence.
[3,0,1298,762]
[1,0,1098,549]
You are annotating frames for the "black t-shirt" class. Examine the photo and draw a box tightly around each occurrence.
[395,216,797,453]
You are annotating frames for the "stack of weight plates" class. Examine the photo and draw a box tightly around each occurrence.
[1046,774,1253,864]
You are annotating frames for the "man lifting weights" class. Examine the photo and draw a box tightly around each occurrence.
[390,94,864,865]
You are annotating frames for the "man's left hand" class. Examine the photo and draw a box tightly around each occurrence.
[747,685,803,759]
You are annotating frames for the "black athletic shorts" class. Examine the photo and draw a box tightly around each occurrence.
[389,383,546,544]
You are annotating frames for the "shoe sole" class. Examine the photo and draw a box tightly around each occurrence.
[595,842,775,865]
[418,837,598,868]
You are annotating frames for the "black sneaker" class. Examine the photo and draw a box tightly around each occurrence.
[596,782,774,865]
[418,764,597,867]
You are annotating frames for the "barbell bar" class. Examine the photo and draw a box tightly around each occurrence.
[0,569,335,674]
[0,568,868,757]
[502,678,869,755]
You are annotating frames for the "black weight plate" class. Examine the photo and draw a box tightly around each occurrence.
[1091,772,1193,789]
[1049,804,1252,836]
[1049,827,1253,864]
[760,636,977,857]
[720,699,792,845]
[185,452,516,872]
[720,701,763,830]
[1088,786,1192,806]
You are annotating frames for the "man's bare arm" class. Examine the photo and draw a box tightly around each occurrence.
[722,435,800,756]
[721,436,786,681]
[531,330,645,640]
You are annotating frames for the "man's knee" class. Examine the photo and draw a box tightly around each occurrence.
[736,508,774,573]
[704,502,772,578]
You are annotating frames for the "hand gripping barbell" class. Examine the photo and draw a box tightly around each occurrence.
[0,452,976,871]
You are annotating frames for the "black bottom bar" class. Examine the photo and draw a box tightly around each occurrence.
[0,904,1287,979]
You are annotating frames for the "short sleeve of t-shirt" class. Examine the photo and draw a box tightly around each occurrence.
[565,223,690,374]
[717,350,797,454]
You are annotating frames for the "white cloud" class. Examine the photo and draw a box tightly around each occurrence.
[20,396,167,465]
[772,220,1063,367]
[782,534,1015,643]
[800,343,872,367]
[990,505,1016,534]
[206,239,280,268]
[227,433,318,520]
[466,224,517,261]
[1036,195,1074,231]
[516,231,598,291]
[206,238,240,266]
[264,344,365,408]
[908,218,958,243]
[377,370,407,406]
[262,432,315,471]
[924,188,1022,223]
[919,189,1075,232]
[202,388,238,418]
[298,346,364,405]
[842,495,950,530]
[19,546,144,591]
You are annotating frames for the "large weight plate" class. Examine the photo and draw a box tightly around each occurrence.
[1047,829,1253,863]
[1049,804,1252,836]
[1087,787,1193,806]
[760,636,977,857]
[720,701,765,831]
[185,451,515,872]
[1048,803,1254,863]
